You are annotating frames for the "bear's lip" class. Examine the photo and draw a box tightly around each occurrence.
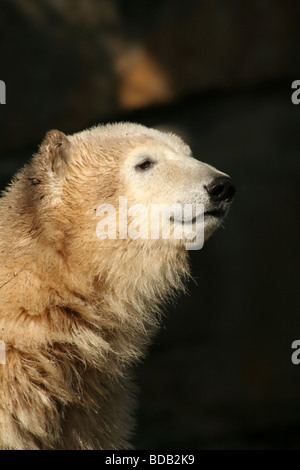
[204,208,226,218]
[170,213,203,224]
[170,208,226,224]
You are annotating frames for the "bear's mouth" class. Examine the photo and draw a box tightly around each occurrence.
[170,208,226,224]
[170,213,203,224]
[204,208,226,218]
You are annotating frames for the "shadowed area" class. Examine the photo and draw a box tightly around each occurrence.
[1,0,300,450]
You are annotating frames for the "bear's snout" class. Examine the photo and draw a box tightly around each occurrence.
[204,176,236,203]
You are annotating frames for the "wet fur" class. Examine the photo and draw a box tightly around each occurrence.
[0,124,191,449]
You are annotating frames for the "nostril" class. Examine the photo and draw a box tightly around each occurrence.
[209,183,225,198]
[205,176,236,202]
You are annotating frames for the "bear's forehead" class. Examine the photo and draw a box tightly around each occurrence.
[71,122,191,157]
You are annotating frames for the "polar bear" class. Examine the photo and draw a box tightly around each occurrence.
[0,123,235,449]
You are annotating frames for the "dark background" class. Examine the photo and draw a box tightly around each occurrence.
[1,0,300,449]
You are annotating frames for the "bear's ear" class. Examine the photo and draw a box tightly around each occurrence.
[40,129,71,177]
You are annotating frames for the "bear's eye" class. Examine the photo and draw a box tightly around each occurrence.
[135,159,155,172]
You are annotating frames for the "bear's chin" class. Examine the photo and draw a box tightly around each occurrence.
[203,216,224,241]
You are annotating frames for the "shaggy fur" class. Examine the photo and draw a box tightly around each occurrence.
[0,123,232,449]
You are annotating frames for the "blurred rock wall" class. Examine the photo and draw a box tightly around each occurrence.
[1,0,300,152]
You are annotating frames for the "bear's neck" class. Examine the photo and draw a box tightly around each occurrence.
[61,240,190,372]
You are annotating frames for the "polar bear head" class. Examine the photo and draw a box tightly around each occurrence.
[28,122,235,258]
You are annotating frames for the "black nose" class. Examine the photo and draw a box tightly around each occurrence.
[205,176,236,202]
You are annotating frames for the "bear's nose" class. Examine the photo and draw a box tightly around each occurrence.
[205,176,236,202]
